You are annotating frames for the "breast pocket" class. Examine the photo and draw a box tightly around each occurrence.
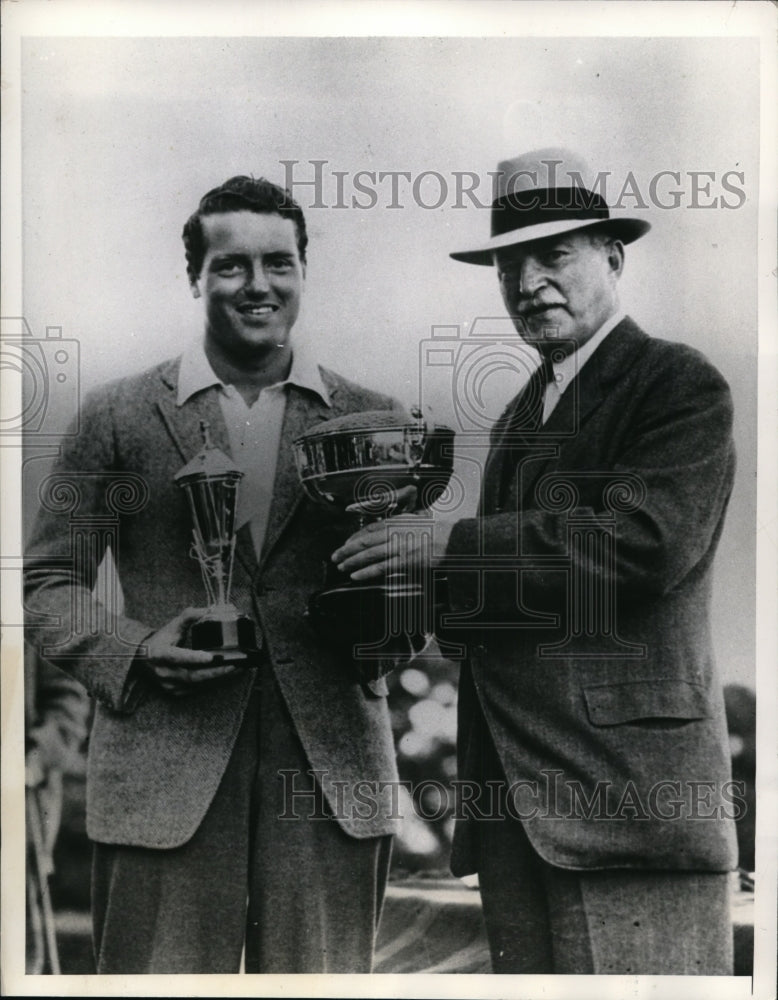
[583,679,709,728]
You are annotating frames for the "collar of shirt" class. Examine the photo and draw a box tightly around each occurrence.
[543,309,625,421]
[175,334,331,408]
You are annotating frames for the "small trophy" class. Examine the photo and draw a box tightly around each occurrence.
[174,421,259,665]
[294,408,454,668]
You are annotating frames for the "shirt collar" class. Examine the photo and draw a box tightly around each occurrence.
[176,334,331,408]
[285,345,331,406]
[176,338,221,405]
[551,309,625,396]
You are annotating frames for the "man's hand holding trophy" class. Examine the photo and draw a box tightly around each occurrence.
[156,410,453,690]
[294,407,455,675]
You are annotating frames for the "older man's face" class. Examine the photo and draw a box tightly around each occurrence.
[494,230,624,354]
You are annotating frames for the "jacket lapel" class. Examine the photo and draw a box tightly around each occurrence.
[514,355,608,505]
[259,382,332,571]
[489,318,651,508]
[480,403,515,514]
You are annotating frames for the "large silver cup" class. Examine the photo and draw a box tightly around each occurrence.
[294,409,454,669]
[174,421,259,666]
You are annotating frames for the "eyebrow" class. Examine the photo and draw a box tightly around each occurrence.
[209,253,246,265]
[209,250,295,263]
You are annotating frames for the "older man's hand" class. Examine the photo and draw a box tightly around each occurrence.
[332,513,455,581]
[344,483,419,518]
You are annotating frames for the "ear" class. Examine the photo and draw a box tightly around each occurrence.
[607,240,625,279]
[190,280,201,300]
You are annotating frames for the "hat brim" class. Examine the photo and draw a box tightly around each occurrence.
[450,217,651,266]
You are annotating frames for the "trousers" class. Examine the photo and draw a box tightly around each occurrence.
[91,666,393,974]
[473,717,733,975]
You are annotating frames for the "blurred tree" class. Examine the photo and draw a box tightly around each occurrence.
[26,652,90,974]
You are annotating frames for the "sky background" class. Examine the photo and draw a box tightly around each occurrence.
[20,34,759,686]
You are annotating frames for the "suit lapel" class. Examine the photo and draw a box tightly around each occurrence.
[480,403,514,514]
[259,382,332,571]
[486,318,650,509]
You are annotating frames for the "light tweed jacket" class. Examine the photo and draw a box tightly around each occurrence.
[25,357,401,848]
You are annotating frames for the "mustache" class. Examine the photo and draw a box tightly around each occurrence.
[518,299,566,317]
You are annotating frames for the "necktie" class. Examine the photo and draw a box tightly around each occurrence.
[485,355,555,512]
[506,353,555,435]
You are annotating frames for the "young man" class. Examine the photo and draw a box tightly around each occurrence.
[25,176,401,973]
[335,148,739,974]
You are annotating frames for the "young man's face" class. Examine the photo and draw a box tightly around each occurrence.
[192,210,305,361]
[494,230,624,353]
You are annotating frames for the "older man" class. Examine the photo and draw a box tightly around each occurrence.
[25,176,401,973]
[334,149,739,974]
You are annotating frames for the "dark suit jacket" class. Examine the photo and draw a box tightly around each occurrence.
[25,356,401,848]
[443,317,739,874]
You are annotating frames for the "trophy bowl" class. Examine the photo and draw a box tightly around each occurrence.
[294,409,454,671]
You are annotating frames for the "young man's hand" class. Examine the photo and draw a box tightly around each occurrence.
[140,608,240,697]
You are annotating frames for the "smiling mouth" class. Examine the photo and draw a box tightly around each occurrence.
[238,303,279,317]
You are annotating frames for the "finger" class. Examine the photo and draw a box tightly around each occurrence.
[176,606,211,624]
[167,607,211,642]
[151,645,215,667]
[152,660,228,682]
[392,485,419,512]
[332,526,389,563]
[348,562,394,582]
[336,542,393,574]
[345,499,393,516]
[149,609,211,649]
[155,663,240,695]
[185,664,241,683]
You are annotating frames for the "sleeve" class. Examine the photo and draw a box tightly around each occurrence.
[24,387,154,713]
[444,345,736,616]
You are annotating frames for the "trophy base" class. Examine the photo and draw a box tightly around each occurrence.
[190,615,260,667]
[307,578,431,671]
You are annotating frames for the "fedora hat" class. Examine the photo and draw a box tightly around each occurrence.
[450,147,650,266]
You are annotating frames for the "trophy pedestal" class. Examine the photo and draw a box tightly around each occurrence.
[307,574,431,672]
[189,613,260,667]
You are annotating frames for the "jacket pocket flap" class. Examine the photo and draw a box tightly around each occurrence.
[583,679,708,726]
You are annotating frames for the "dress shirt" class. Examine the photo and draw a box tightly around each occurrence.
[177,337,331,557]
[542,310,625,423]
